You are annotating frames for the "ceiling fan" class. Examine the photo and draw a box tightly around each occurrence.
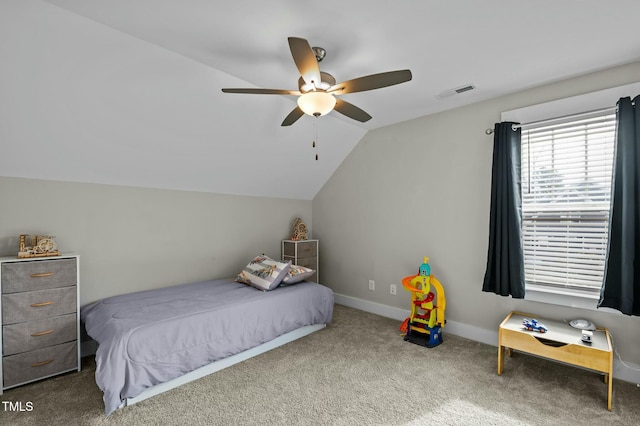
[222,37,412,126]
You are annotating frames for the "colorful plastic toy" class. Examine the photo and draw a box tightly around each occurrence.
[400,257,446,348]
[522,318,548,333]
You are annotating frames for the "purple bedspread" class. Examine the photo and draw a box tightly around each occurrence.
[81,278,333,415]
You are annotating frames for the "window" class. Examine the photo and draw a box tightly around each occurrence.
[502,82,640,308]
[520,110,616,296]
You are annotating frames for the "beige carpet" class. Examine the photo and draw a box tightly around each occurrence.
[1,304,638,425]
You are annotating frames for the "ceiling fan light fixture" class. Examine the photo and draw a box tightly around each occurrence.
[297,91,336,117]
[221,37,412,126]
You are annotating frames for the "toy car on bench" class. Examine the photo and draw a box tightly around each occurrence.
[522,318,548,333]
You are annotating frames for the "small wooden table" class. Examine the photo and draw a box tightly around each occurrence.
[498,311,613,410]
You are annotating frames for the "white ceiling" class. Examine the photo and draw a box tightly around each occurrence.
[2,1,639,199]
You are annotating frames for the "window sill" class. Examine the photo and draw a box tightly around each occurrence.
[525,284,620,314]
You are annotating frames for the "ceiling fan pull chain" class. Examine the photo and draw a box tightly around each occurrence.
[314,117,319,160]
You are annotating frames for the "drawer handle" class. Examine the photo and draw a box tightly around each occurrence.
[30,272,54,278]
[30,301,55,307]
[31,359,54,368]
[31,329,54,337]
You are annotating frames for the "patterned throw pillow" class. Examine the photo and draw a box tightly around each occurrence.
[236,255,290,291]
[281,264,315,286]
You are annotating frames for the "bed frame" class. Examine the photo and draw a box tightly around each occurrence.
[120,323,326,408]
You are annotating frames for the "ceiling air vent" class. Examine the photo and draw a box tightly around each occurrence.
[436,83,476,100]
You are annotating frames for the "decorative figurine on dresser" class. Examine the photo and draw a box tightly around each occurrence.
[18,234,60,258]
[0,237,80,394]
[290,218,308,241]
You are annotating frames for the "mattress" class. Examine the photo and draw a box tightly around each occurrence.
[81,278,334,415]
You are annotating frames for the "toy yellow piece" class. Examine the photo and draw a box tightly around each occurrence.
[401,256,446,348]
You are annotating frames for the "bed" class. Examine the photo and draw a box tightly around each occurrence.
[81,277,334,415]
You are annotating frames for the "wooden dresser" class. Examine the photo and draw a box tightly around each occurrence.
[0,254,80,393]
[282,239,318,282]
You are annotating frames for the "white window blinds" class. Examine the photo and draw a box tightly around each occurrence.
[521,111,616,293]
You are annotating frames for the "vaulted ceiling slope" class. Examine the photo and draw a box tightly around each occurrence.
[2,1,639,199]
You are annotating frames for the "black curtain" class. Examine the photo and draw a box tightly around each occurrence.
[482,122,525,298]
[599,95,640,315]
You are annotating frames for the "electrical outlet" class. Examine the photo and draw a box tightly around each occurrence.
[369,280,375,291]
[390,284,397,295]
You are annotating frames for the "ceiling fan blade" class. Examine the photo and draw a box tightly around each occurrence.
[334,99,372,122]
[281,106,305,126]
[328,69,412,94]
[288,37,322,87]
[222,88,300,95]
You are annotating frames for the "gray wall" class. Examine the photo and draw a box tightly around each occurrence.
[0,177,311,305]
[312,61,640,366]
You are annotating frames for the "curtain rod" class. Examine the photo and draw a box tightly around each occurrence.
[484,105,618,135]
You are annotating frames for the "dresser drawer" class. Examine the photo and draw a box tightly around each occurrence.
[1,258,77,294]
[2,287,77,324]
[295,256,318,272]
[2,341,77,388]
[294,257,318,282]
[283,241,317,258]
[3,314,77,356]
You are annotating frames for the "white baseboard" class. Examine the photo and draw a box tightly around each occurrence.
[334,293,640,385]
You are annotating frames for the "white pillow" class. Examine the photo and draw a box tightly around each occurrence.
[281,264,315,286]
[235,255,290,291]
